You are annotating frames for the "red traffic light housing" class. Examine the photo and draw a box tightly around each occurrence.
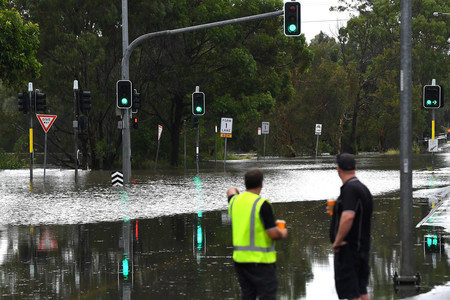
[34,89,47,112]
[79,90,92,113]
[18,91,29,114]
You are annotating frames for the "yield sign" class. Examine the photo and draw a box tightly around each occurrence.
[36,114,57,133]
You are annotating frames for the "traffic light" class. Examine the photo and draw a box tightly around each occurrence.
[35,89,46,112]
[133,117,139,129]
[117,80,132,109]
[79,90,92,113]
[18,91,29,114]
[284,1,301,36]
[192,92,205,115]
[423,85,442,109]
[132,89,141,112]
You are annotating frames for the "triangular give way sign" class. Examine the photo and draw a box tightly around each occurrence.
[36,114,57,133]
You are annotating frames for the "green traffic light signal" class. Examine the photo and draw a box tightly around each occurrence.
[288,24,297,33]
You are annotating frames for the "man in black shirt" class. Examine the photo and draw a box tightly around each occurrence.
[329,153,373,300]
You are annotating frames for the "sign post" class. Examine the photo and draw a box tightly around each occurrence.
[155,125,163,170]
[261,122,269,160]
[257,127,261,160]
[36,114,57,183]
[315,124,322,158]
[215,125,218,168]
[220,118,233,169]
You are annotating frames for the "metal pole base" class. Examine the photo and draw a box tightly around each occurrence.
[393,271,421,286]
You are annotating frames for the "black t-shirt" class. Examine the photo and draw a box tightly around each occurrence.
[329,177,373,252]
[228,194,276,230]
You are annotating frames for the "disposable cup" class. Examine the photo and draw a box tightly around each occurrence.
[327,199,336,216]
[276,220,286,230]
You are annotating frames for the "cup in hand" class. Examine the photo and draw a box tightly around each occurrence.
[327,199,336,216]
[276,220,286,230]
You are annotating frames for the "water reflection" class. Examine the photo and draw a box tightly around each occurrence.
[1,154,450,298]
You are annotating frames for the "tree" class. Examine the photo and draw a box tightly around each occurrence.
[0,0,40,88]
[332,0,448,153]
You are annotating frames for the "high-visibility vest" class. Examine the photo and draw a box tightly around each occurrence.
[228,192,276,263]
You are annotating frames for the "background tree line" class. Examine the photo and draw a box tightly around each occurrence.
[0,0,448,169]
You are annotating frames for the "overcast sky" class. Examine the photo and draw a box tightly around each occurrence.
[298,0,354,42]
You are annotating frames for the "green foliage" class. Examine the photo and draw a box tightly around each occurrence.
[0,4,40,88]
[0,146,21,168]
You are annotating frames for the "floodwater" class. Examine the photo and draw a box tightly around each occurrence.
[1,153,450,299]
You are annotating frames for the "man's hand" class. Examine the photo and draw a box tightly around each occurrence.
[332,211,354,252]
[332,240,347,252]
[266,227,288,240]
[227,187,239,198]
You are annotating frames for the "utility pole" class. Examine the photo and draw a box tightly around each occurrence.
[121,0,131,184]
[399,0,415,279]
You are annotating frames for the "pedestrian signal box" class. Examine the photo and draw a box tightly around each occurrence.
[423,85,443,109]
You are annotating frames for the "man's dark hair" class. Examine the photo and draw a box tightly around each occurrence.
[335,153,356,171]
[245,168,264,189]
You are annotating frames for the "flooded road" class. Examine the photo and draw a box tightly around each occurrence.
[1,153,450,299]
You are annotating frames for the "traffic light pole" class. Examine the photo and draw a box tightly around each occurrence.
[28,83,33,186]
[120,4,282,183]
[431,79,437,140]
[121,0,132,184]
[73,80,79,183]
[399,0,416,282]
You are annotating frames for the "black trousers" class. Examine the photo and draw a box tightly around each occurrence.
[234,262,278,300]
[334,245,370,299]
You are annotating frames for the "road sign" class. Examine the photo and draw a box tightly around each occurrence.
[220,118,233,137]
[111,171,124,187]
[158,125,163,141]
[36,114,57,133]
[315,124,322,135]
[428,139,439,152]
[262,122,269,134]
[258,127,261,135]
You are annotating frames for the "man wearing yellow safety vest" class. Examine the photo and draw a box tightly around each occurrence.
[227,168,288,300]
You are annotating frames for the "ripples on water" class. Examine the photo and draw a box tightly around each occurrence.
[1,154,450,226]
